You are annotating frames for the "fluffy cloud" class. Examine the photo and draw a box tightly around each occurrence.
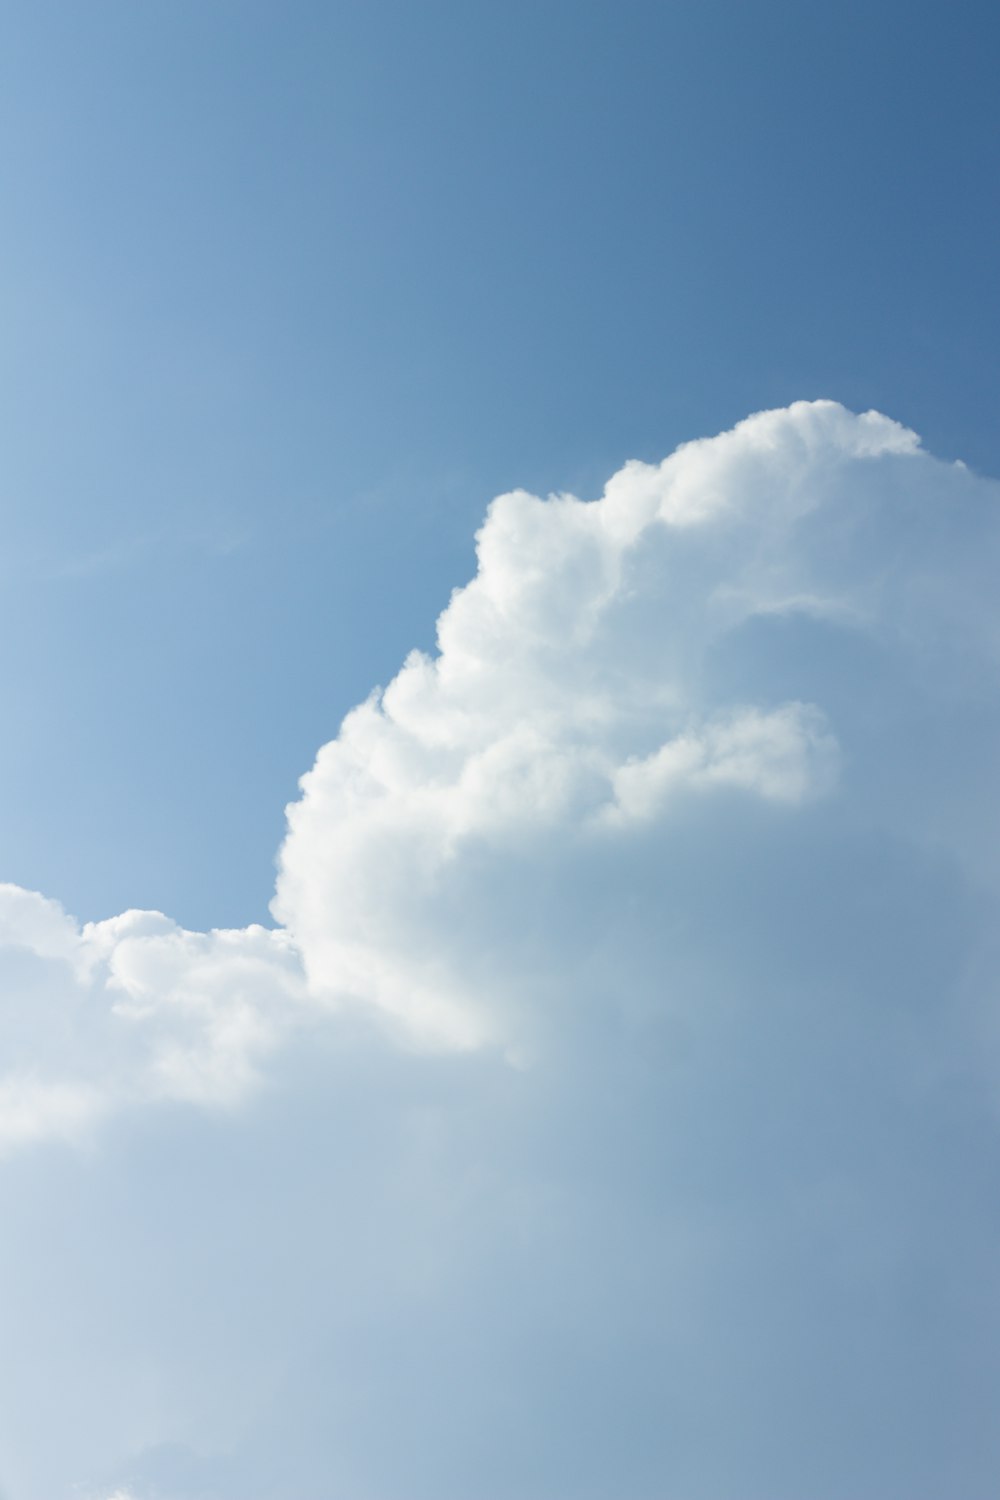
[2,399,997,1145]
[4,401,1000,1499]
[0,889,303,1150]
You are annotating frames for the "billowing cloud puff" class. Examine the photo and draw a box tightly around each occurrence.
[0,886,302,1150]
[2,399,998,1149]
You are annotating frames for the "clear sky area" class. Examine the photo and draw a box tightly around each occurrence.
[1,4,1000,1499]
[2,0,999,929]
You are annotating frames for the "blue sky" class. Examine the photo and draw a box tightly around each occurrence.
[2,0,999,928]
[2,5,1000,1499]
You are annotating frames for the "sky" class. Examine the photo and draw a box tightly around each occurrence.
[1,3,1000,1498]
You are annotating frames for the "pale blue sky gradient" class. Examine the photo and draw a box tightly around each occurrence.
[1,0,998,927]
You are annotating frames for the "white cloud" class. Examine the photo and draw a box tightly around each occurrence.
[0,399,997,1141]
[0,888,304,1151]
[4,402,1000,1500]
[604,702,839,824]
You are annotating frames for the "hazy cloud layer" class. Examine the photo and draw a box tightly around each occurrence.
[2,402,1000,1499]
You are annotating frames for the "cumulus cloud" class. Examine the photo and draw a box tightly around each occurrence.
[2,399,998,1146]
[273,398,995,1056]
[4,401,1000,1500]
[0,888,303,1150]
